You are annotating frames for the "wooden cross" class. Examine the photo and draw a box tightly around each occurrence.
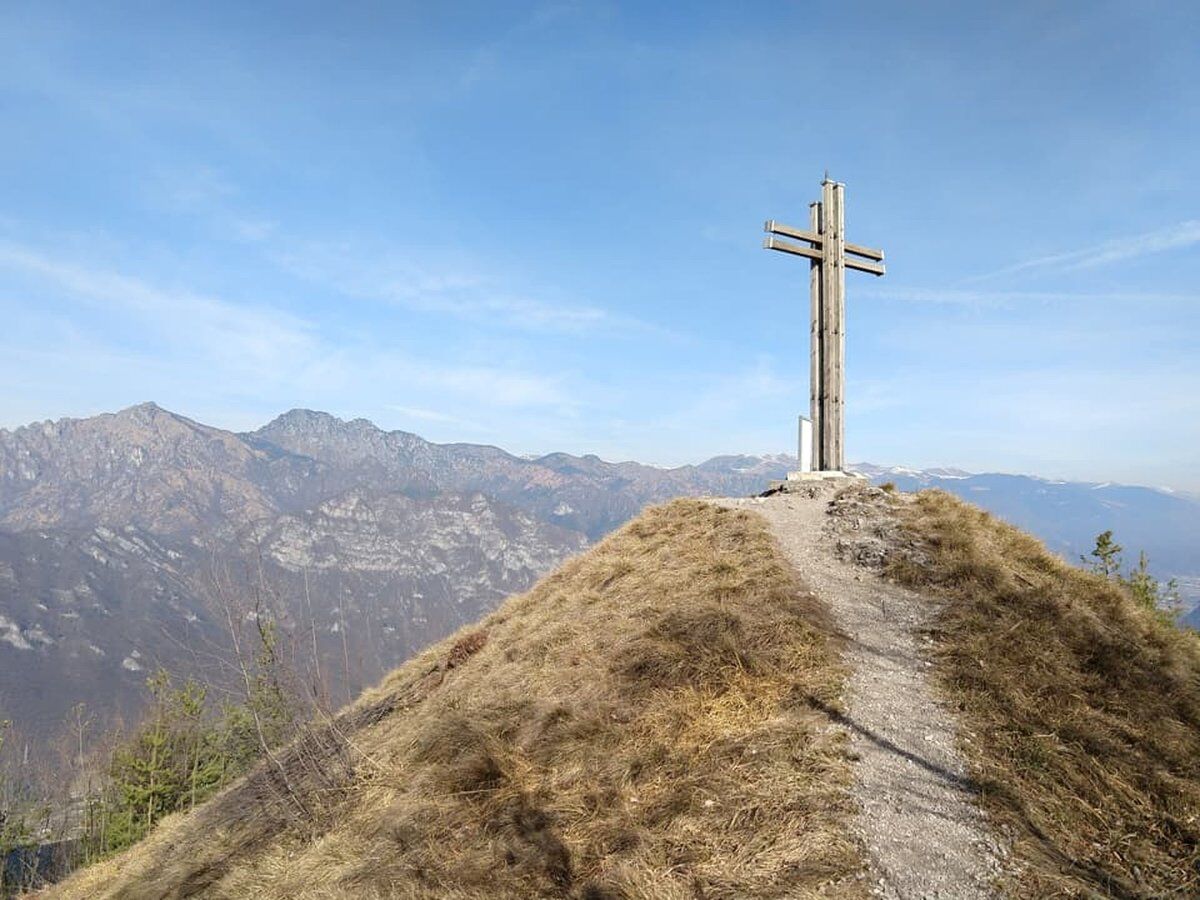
[763,176,885,473]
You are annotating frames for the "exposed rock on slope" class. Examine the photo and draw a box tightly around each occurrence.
[0,403,295,532]
[252,408,793,539]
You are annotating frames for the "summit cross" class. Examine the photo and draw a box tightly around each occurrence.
[763,176,886,474]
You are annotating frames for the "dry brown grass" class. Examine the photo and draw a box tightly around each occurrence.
[48,500,864,899]
[890,490,1200,899]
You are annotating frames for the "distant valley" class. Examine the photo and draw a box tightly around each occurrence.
[0,404,1195,757]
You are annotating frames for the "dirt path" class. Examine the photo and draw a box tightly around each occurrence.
[718,483,1005,899]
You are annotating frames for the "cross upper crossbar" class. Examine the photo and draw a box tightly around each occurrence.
[763,221,886,275]
[763,235,886,276]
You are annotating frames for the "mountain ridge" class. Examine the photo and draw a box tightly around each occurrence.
[2,403,1195,761]
[0,404,794,756]
[855,463,1200,594]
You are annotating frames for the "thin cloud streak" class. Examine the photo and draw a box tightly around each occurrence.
[964,220,1200,284]
[859,285,1198,309]
[0,240,574,415]
[139,164,684,341]
[0,240,317,378]
[272,243,678,338]
[385,404,478,427]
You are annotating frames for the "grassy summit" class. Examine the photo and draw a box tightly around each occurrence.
[890,490,1200,897]
[50,500,862,899]
[44,489,1200,898]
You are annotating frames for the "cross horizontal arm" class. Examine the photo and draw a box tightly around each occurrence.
[764,235,886,276]
[763,234,821,262]
[845,256,885,276]
[764,219,885,262]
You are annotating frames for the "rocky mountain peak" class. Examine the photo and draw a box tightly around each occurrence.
[102,403,231,447]
[259,409,392,446]
[0,403,283,533]
[253,409,430,467]
[259,408,351,435]
[113,400,167,420]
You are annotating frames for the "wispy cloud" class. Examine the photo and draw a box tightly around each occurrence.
[143,164,279,244]
[380,276,611,332]
[659,357,798,430]
[269,239,665,337]
[404,362,568,408]
[858,285,1198,309]
[139,166,673,338]
[459,1,588,89]
[965,220,1200,283]
[0,240,316,379]
[0,240,573,418]
[385,404,477,427]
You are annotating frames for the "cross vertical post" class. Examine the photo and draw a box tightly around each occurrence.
[764,176,885,475]
[808,200,822,467]
[821,177,846,471]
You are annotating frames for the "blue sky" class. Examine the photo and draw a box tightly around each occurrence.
[1,2,1198,489]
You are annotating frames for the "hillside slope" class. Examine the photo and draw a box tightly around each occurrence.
[38,485,1200,898]
[49,500,862,899]
[888,490,1200,896]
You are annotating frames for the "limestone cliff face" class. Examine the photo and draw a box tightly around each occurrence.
[0,403,319,533]
[253,408,793,539]
[0,405,790,748]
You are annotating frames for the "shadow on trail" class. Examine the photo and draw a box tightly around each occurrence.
[803,694,978,793]
[802,694,1145,900]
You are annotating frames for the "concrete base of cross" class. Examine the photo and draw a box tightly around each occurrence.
[785,470,866,482]
[766,470,867,493]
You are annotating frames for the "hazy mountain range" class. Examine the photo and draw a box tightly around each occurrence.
[0,404,793,752]
[854,463,1200,619]
[0,403,1195,757]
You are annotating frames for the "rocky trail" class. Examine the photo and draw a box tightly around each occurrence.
[718,482,1007,899]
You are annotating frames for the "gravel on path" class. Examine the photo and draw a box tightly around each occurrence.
[717,483,1006,899]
